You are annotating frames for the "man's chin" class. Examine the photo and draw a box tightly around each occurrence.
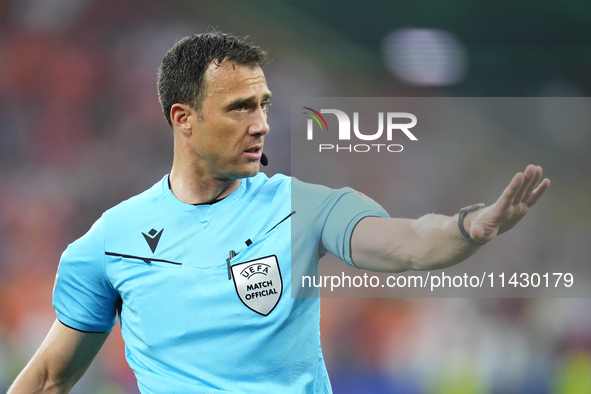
[230,164,261,180]
[214,161,262,182]
[242,167,261,178]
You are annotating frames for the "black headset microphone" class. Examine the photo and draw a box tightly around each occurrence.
[260,153,268,166]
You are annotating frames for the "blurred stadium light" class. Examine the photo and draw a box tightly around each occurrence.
[382,28,468,86]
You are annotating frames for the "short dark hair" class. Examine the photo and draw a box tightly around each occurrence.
[157,31,269,127]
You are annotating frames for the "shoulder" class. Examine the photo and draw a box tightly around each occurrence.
[64,177,165,247]
[244,172,291,190]
[71,176,170,255]
[291,176,357,207]
[241,172,291,203]
[291,177,390,229]
[102,176,167,220]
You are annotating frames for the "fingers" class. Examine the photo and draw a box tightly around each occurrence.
[497,172,525,211]
[521,165,543,203]
[512,165,539,205]
[498,165,548,211]
[526,178,550,207]
[471,165,548,242]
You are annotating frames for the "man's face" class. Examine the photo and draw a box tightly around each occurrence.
[189,61,271,181]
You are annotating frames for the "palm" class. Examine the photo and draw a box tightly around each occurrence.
[470,165,550,244]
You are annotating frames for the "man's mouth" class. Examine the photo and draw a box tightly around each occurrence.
[244,146,262,160]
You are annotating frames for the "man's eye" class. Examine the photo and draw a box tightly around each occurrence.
[235,105,246,112]
[261,102,271,112]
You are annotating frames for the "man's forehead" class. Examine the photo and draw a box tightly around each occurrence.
[204,61,269,97]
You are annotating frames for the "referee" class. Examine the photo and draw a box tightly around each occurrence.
[9,32,549,394]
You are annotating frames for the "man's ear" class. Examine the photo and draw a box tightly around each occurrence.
[170,104,195,136]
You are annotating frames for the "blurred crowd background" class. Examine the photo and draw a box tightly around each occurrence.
[1,1,591,393]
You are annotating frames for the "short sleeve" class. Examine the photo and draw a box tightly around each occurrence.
[292,178,390,267]
[53,217,119,333]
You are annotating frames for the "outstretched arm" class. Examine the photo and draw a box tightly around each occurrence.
[351,165,550,272]
[8,319,109,394]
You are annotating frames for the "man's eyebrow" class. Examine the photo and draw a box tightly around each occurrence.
[225,93,273,110]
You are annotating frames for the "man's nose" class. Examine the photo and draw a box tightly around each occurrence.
[249,107,270,136]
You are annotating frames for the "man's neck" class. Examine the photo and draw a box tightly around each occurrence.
[168,166,242,205]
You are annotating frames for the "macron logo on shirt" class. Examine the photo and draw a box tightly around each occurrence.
[142,228,163,253]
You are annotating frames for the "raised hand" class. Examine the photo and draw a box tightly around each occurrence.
[469,165,550,244]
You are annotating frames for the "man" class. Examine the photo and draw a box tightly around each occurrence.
[9,32,549,393]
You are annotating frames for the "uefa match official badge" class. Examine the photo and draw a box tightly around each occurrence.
[231,255,283,316]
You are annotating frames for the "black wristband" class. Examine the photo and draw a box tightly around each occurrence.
[458,203,486,246]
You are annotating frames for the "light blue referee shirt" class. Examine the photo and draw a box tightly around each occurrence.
[53,173,389,393]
